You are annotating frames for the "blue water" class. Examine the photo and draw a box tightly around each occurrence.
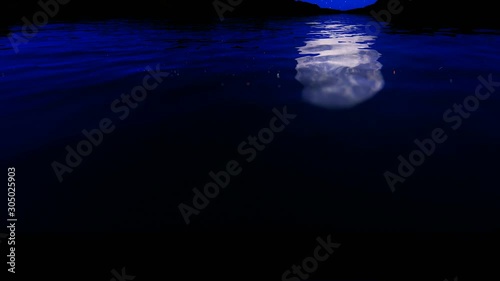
[2,15,500,232]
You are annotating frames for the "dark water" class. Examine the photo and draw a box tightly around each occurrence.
[2,15,500,233]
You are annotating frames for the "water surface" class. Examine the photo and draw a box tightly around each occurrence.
[2,15,500,232]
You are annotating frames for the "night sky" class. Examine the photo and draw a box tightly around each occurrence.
[303,0,377,10]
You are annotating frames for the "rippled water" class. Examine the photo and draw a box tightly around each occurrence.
[296,21,384,108]
[2,15,500,231]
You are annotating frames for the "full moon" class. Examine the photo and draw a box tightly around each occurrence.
[302,0,377,10]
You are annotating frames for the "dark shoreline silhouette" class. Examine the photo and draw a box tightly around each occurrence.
[349,0,499,29]
[1,0,499,30]
[1,0,338,23]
